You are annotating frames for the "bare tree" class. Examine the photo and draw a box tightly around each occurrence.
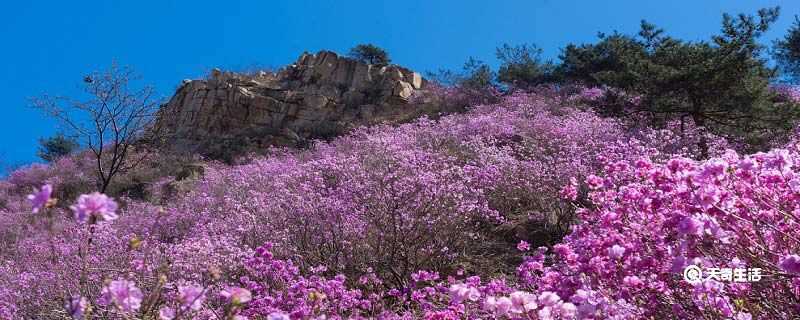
[31,63,159,193]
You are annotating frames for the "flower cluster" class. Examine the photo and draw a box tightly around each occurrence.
[770,84,800,103]
[514,148,800,318]
[26,183,53,213]
[71,192,119,223]
[98,280,143,313]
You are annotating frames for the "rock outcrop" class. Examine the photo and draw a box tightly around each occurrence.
[156,50,435,159]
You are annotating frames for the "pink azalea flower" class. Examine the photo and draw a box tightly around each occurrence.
[27,184,52,213]
[99,280,143,313]
[267,312,291,320]
[569,289,593,305]
[509,291,537,314]
[221,287,252,304]
[677,216,703,236]
[424,310,460,320]
[735,312,753,320]
[607,244,626,260]
[558,302,578,318]
[70,192,118,223]
[697,160,727,182]
[586,175,604,189]
[178,284,205,311]
[695,185,721,210]
[494,297,512,316]
[517,240,530,252]
[484,296,498,312]
[765,149,793,172]
[448,283,480,303]
[538,306,554,320]
[538,291,561,307]
[670,256,689,273]
[560,178,578,201]
[623,275,643,287]
[779,255,800,274]
[159,307,176,320]
[64,295,87,320]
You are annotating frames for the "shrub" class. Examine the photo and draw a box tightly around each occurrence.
[347,44,391,65]
[4,90,780,319]
[496,43,556,89]
[774,15,800,82]
[37,134,79,162]
[557,9,791,157]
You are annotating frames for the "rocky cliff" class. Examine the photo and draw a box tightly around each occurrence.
[156,50,436,159]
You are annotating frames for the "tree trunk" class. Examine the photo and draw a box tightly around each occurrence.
[692,113,710,159]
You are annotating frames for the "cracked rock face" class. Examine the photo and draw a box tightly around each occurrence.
[156,50,433,157]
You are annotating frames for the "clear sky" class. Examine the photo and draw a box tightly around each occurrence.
[2,0,799,170]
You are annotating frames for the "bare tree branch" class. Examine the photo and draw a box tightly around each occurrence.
[30,63,160,193]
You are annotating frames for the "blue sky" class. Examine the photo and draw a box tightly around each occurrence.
[2,1,799,169]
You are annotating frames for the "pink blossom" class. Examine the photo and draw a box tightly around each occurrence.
[677,216,703,236]
[623,275,643,287]
[99,280,143,313]
[537,291,561,307]
[159,307,176,320]
[424,310,460,320]
[178,284,205,311]
[765,149,793,172]
[27,184,52,213]
[607,244,626,260]
[267,312,290,320]
[70,192,118,223]
[509,291,537,314]
[517,240,530,252]
[538,306,554,320]
[586,175,604,189]
[484,296,498,312]
[448,283,480,302]
[63,295,87,320]
[558,302,578,318]
[697,160,727,182]
[779,255,800,274]
[221,287,251,304]
[695,185,721,210]
[560,177,578,201]
[494,297,512,316]
[569,289,593,304]
[735,312,753,320]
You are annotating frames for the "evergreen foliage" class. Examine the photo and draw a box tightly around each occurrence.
[496,43,555,89]
[347,43,391,65]
[774,15,800,82]
[556,8,795,156]
[37,134,79,162]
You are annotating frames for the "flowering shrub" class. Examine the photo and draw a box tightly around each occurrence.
[232,138,800,319]
[513,148,800,318]
[770,84,800,103]
[414,82,503,113]
[3,90,798,319]
[170,91,657,284]
[233,242,582,319]
[6,155,95,200]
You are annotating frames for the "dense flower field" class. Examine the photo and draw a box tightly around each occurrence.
[0,91,798,319]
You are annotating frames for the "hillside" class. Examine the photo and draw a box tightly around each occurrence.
[2,50,800,319]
